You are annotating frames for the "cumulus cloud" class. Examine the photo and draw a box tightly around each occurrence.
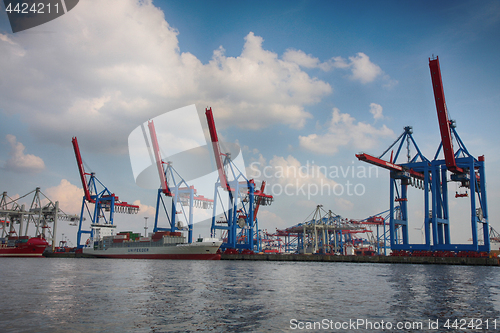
[45,179,83,213]
[284,50,392,86]
[44,179,157,218]
[248,154,338,195]
[257,209,287,230]
[299,107,394,155]
[335,197,354,211]
[202,33,330,130]
[296,200,319,209]
[133,200,156,217]
[283,49,327,70]
[268,155,337,188]
[3,135,45,173]
[0,0,401,155]
[0,1,335,152]
[369,103,384,120]
[347,53,382,84]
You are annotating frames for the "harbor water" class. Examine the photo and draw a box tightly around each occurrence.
[1,258,499,332]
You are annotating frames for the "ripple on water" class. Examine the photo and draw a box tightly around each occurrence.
[0,259,498,332]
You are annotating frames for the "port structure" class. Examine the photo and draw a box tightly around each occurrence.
[356,56,489,253]
[272,205,366,254]
[72,137,139,248]
[258,206,399,255]
[216,181,272,253]
[0,188,79,251]
[490,226,500,244]
[205,107,273,253]
[353,208,397,256]
[147,120,213,243]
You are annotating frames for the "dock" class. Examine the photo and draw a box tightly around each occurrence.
[220,254,500,266]
[43,251,500,266]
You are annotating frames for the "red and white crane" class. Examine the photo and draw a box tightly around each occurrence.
[205,107,273,252]
[147,120,172,197]
[146,119,213,242]
[72,137,139,248]
[205,107,232,193]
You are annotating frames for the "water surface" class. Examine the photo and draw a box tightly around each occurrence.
[0,258,499,332]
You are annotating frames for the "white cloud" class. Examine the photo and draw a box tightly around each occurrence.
[296,200,319,209]
[133,200,156,217]
[283,49,322,69]
[249,154,338,194]
[369,103,384,120]
[257,209,287,230]
[335,197,354,211]
[45,179,82,213]
[202,33,330,130]
[3,135,45,173]
[329,56,351,69]
[348,52,382,84]
[0,33,25,57]
[0,2,334,152]
[268,155,337,188]
[0,33,15,45]
[44,180,157,221]
[382,74,399,90]
[299,107,394,155]
[284,49,396,87]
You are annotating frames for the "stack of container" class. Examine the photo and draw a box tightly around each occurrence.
[6,236,28,247]
[162,234,185,244]
[116,231,141,241]
[152,231,170,241]
[113,233,129,243]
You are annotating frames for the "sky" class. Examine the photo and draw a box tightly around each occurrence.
[0,0,499,247]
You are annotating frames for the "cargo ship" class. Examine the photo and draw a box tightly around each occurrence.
[0,236,49,257]
[82,229,222,260]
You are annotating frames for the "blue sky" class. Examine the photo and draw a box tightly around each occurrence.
[0,0,499,246]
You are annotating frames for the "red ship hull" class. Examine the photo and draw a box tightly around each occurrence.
[0,237,48,257]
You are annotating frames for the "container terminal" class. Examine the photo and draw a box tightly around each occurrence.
[2,57,499,265]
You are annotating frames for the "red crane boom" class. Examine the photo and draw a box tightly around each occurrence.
[147,120,172,196]
[205,107,231,192]
[253,181,266,222]
[355,153,425,180]
[429,56,463,174]
[72,137,93,203]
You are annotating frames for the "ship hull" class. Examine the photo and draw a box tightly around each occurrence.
[0,237,48,257]
[0,249,46,257]
[82,240,222,260]
[84,253,221,260]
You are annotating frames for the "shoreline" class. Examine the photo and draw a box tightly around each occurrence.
[42,252,500,266]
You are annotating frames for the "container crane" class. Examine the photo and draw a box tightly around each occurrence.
[427,56,488,252]
[355,57,489,253]
[72,137,139,248]
[205,107,273,252]
[147,120,213,243]
[357,125,430,248]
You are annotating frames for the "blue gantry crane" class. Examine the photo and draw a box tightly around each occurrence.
[147,120,213,243]
[356,57,489,253]
[205,107,273,253]
[72,137,139,248]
